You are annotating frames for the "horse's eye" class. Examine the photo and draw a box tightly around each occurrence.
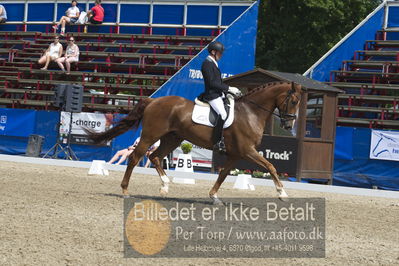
[292,101,298,105]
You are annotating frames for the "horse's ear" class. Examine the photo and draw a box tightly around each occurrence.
[291,82,302,93]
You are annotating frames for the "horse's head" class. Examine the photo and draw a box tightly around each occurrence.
[275,83,302,130]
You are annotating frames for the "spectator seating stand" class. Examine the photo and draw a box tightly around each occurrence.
[0,29,212,113]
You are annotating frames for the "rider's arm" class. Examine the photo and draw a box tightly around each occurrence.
[201,61,229,93]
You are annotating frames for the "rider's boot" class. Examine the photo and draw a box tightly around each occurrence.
[212,115,226,154]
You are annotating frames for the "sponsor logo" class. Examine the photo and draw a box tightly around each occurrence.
[0,115,7,124]
[260,149,293,161]
[189,69,234,80]
[371,132,399,159]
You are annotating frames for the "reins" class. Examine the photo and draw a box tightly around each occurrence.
[246,87,299,122]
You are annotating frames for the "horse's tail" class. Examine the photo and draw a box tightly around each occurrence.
[86,98,153,144]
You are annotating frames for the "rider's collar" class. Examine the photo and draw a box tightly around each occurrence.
[207,55,218,68]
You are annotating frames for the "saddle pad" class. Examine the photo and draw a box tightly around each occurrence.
[192,95,235,128]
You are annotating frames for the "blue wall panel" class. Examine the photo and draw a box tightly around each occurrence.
[120,4,150,23]
[387,6,399,27]
[187,6,219,25]
[103,4,117,23]
[186,28,215,36]
[27,3,54,21]
[26,25,49,32]
[152,27,180,36]
[221,6,248,25]
[34,110,59,152]
[0,108,36,137]
[119,26,147,34]
[153,5,184,24]
[2,3,25,21]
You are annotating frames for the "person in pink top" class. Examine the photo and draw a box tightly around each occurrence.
[87,0,104,24]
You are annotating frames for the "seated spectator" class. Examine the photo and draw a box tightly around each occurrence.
[108,138,161,166]
[108,137,140,165]
[87,0,104,24]
[0,4,7,23]
[53,0,80,36]
[38,36,63,70]
[56,36,79,74]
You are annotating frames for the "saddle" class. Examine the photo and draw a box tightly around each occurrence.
[191,94,235,128]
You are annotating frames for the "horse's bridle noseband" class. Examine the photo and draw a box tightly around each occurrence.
[247,87,299,123]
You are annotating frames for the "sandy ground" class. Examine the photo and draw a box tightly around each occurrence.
[0,161,398,265]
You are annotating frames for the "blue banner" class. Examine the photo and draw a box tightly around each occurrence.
[334,127,354,160]
[0,108,36,137]
[151,1,258,101]
[334,127,399,190]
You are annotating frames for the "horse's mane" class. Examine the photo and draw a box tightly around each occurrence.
[236,81,291,101]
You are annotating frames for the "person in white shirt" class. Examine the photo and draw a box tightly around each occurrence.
[52,0,80,36]
[38,36,63,70]
[0,4,7,23]
[56,36,79,74]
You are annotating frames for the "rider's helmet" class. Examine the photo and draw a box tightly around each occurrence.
[207,41,224,55]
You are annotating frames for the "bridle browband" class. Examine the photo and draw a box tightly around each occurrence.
[246,83,299,123]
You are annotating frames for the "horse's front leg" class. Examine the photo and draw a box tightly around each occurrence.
[209,157,237,205]
[244,148,288,201]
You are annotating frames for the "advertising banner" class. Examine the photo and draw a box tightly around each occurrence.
[213,135,298,175]
[369,130,399,162]
[0,108,36,137]
[60,112,113,145]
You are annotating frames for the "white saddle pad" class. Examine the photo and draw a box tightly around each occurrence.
[192,95,235,128]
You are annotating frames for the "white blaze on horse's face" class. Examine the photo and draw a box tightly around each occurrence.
[278,89,301,131]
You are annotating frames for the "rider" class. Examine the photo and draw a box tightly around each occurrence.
[199,41,241,153]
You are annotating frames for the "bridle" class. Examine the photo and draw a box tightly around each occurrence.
[247,86,299,124]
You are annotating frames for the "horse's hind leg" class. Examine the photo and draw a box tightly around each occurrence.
[121,140,152,196]
[148,133,183,196]
[244,148,288,200]
[209,157,238,205]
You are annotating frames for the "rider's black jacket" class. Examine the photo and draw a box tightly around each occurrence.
[199,57,229,102]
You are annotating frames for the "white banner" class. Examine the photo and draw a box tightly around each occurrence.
[60,112,112,145]
[370,130,399,161]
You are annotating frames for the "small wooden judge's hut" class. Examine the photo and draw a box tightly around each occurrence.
[219,68,342,184]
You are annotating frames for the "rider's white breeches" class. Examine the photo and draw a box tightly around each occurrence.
[208,97,227,120]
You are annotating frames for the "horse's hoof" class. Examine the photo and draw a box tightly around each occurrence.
[159,187,168,197]
[278,188,289,202]
[210,195,224,206]
[279,196,289,202]
[213,199,224,206]
[122,188,129,198]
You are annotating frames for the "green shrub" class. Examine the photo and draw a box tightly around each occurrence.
[181,143,193,154]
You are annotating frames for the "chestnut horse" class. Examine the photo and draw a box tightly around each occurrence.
[88,82,302,204]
